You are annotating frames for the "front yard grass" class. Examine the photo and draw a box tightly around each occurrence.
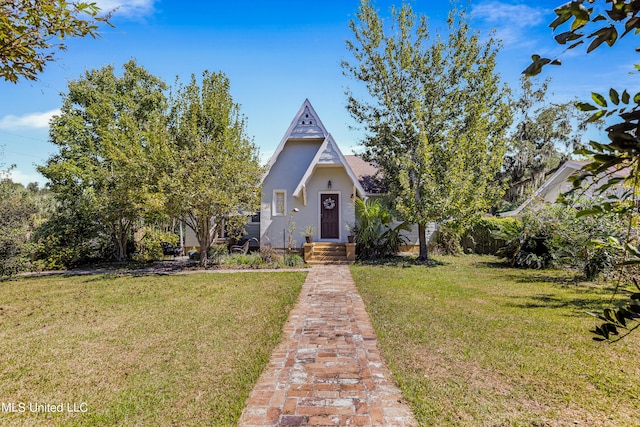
[0,271,305,426]
[351,255,640,426]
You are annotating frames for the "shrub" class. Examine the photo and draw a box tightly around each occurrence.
[133,227,179,262]
[30,206,109,270]
[493,201,625,275]
[434,222,463,255]
[208,244,228,265]
[354,198,409,260]
[260,245,281,264]
[462,216,518,255]
[282,253,304,267]
[221,253,264,268]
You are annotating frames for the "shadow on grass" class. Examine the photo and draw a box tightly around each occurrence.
[475,259,513,269]
[505,293,610,315]
[506,273,580,285]
[355,255,448,268]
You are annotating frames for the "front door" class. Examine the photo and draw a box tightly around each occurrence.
[320,193,339,239]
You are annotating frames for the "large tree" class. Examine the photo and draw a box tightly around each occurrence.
[0,0,112,83]
[502,77,586,207]
[158,71,262,267]
[343,1,512,261]
[39,60,167,261]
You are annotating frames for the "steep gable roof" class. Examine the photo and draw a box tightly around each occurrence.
[262,99,328,180]
[293,134,366,199]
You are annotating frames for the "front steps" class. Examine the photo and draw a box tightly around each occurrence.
[303,242,356,264]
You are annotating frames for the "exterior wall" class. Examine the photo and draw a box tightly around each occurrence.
[541,167,576,204]
[305,167,356,243]
[184,225,199,250]
[397,222,439,252]
[261,161,357,249]
[261,139,323,249]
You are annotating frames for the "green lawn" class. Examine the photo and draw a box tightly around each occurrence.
[0,272,305,426]
[351,255,640,426]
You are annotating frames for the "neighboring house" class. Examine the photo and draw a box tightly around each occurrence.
[500,159,628,217]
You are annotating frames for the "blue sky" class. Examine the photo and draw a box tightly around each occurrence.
[1,0,638,185]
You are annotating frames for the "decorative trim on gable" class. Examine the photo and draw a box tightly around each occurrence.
[262,99,329,182]
[292,133,366,199]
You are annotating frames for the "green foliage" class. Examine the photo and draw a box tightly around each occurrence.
[157,71,262,267]
[526,0,640,340]
[353,198,409,260]
[30,203,109,270]
[282,253,304,267]
[219,251,302,268]
[462,216,518,255]
[208,244,228,265]
[0,0,112,83]
[434,222,463,256]
[524,0,640,76]
[493,202,624,273]
[301,225,316,237]
[221,253,264,268]
[132,227,179,262]
[0,177,37,277]
[589,282,640,341]
[343,1,511,261]
[38,60,168,262]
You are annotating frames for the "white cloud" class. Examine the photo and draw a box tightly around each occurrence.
[94,0,155,18]
[8,169,46,186]
[0,109,60,130]
[471,1,549,50]
[472,2,546,28]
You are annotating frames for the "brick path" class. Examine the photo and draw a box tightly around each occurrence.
[238,265,417,427]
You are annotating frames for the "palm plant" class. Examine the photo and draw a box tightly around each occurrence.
[354,198,409,259]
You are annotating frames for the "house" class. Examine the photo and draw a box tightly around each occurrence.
[260,99,441,259]
[500,159,628,217]
[183,99,437,258]
[259,100,367,262]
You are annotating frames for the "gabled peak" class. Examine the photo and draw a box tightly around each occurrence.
[262,99,330,181]
[317,135,341,165]
[289,104,326,139]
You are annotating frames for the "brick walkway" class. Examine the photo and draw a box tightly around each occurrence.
[238,265,417,427]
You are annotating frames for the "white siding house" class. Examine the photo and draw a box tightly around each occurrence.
[500,160,628,217]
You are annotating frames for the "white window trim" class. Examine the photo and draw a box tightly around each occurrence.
[272,189,287,217]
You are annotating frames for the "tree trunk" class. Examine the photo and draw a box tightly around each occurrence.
[113,221,128,262]
[196,216,213,268]
[417,223,429,262]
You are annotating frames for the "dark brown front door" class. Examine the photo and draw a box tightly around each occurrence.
[320,193,339,239]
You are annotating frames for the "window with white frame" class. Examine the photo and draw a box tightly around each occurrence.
[273,190,286,216]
